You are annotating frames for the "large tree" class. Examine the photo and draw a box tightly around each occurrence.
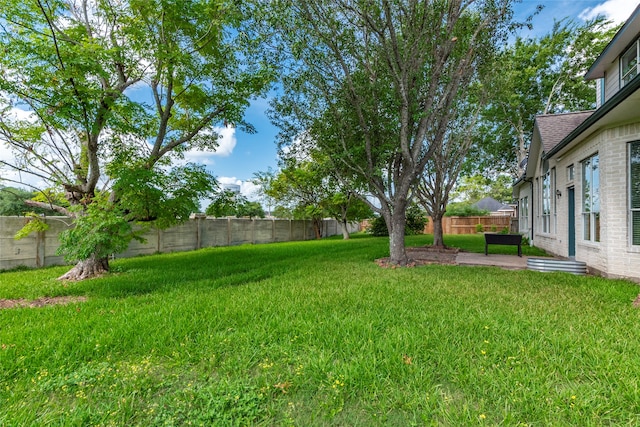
[471,18,619,177]
[266,159,328,239]
[0,0,273,279]
[269,0,516,265]
[415,96,481,248]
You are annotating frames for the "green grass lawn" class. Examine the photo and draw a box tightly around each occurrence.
[1,234,639,426]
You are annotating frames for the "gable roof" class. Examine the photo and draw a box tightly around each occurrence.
[472,197,511,213]
[586,4,640,80]
[546,75,640,159]
[535,111,594,153]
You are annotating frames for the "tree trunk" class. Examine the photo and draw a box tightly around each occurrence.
[313,219,322,239]
[432,214,446,248]
[387,210,408,265]
[341,219,350,240]
[58,254,110,281]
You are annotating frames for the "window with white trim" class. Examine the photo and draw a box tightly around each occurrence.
[552,167,557,232]
[582,154,600,242]
[630,142,640,245]
[621,40,640,87]
[541,161,551,233]
[520,196,528,230]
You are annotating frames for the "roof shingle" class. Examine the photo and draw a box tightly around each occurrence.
[535,111,594,153]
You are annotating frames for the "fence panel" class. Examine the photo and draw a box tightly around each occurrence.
[0,217,354,270]
[424,216,512,235]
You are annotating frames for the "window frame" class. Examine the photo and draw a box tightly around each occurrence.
[582,153,600,243]
[520,196,529,231]
[629,141,640,246]
[541,161,551,233]
[621,39,640,87]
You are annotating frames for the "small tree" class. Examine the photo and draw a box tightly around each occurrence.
[0,0,274,279]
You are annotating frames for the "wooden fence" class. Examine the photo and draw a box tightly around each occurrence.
[424,216,513,235]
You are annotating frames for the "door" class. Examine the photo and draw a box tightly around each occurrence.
[568,187,576,258]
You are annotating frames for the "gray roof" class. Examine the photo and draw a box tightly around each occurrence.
[472,197,511,212]
[535,111,594,153]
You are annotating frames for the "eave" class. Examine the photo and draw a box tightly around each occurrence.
[545,75,640,159]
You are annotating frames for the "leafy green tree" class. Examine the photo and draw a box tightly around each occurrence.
[324,192,372,239]
[0,0,273,280]
[452,174,514,204]
[206,190,241,218]
[367,205,427,237]
[266,160,327,239]
[0,187,57,216]
[415,93,483,248]
[444,202,489,217]
[471,18,618,177]
[236,201,265,219]
[251,168,276,217]
[268,0,516,265]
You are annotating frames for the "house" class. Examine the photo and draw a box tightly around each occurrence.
[472,197,516,217]
[513,5,640,281]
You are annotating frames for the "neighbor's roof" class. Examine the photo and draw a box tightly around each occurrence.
[535,111,594,153]
[472,197,511,213]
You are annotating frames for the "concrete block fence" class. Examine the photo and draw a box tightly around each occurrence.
[0,216,358,270]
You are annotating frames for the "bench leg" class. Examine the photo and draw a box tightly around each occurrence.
[485,242,488,256]
[518,244,522,257]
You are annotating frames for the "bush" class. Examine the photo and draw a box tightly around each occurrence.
[367,205,428,237]
[475,223,484,233]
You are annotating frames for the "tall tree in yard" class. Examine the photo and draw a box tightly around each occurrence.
[471,17,619,178]
[0,0,273,280]
[415,96,482,248]
[269,0,515,265]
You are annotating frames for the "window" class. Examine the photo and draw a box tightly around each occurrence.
[542,161,551,233]
[630,142,640,245]
[520,196,529,230]
[582,154,600,242]
[567,164,574,182]
[552,168,557,232]
[621,40,639,87]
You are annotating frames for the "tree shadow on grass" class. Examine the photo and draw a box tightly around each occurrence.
[71,238,382,300]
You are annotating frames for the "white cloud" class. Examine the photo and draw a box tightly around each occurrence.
[580,0,639,23]
[181,126,237,166]
[216,176,260,200]
[211,126,237,157]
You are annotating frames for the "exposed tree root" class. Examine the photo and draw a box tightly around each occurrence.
[58,256,109,281]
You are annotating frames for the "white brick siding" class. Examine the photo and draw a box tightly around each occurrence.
[517,121,640,281]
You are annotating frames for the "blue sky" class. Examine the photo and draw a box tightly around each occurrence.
[0,0,636,199]
[202,0,638,199]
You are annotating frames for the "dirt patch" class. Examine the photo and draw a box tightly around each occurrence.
[0,296,87,310]
[376,246,459,268]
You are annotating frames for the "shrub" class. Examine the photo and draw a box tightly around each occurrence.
[475,223,484,233]
[444,202,489,217]
[366,205,428,237]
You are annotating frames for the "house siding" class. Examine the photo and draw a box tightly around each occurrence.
[520,121,640,281]
[604,59,620,103]
[600,122,640,281]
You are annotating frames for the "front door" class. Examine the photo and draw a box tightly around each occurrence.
[568,187,576,258]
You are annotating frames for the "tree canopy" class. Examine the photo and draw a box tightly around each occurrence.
[470,17,619,177]
[0,0,274,279]
[268,0,516,264]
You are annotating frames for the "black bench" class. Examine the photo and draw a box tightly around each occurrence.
[484,233,522,257]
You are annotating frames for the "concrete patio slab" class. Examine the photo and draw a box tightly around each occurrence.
[455,252,530,270]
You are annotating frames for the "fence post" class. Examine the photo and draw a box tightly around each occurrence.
[36,230,45,268]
